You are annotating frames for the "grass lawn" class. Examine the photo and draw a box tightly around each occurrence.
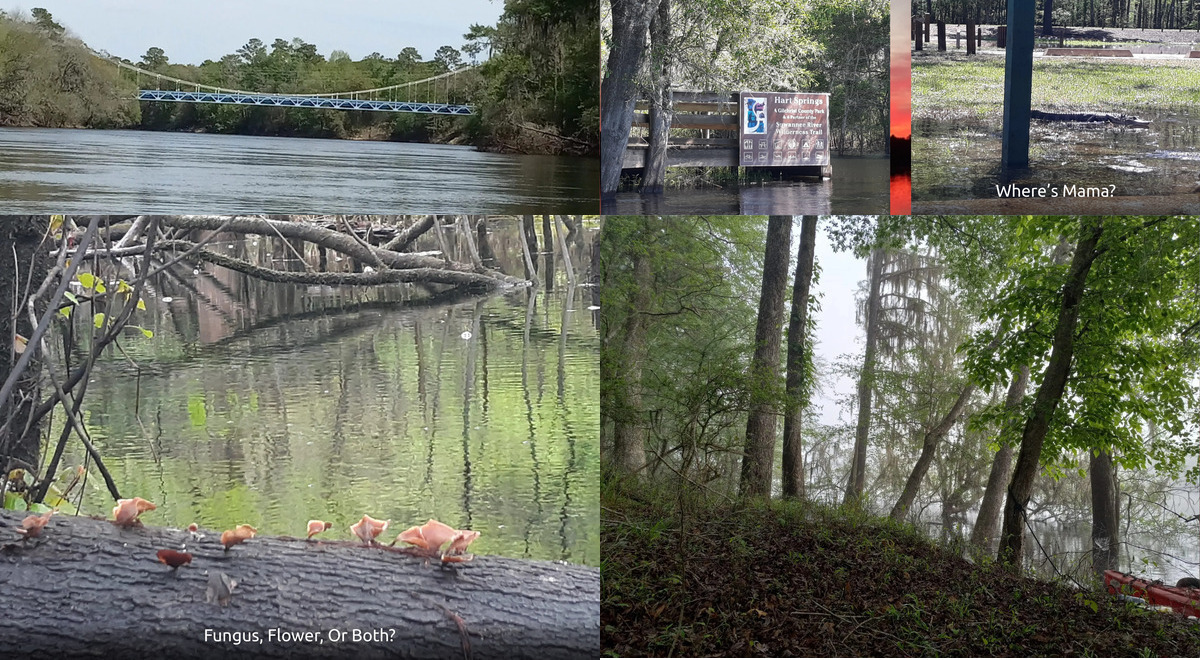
[913,52,1200,120]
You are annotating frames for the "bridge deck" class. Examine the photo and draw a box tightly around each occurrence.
[138,90,474,115]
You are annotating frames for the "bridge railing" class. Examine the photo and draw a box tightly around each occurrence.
[104,55,478,104]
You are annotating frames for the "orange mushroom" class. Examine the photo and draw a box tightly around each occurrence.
[17,511,54,539]
[350,514,389,544]
[156,548,193,569]
[306,520,333,540]
[395,519,457,551]
[444,530,481,558]
[111,497,155,527]
[220,524,257,550]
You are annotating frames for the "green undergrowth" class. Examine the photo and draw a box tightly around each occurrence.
[913,52,1200,121]
[601,484,1200,657]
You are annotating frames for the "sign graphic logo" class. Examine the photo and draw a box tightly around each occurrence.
[744,96,767,134]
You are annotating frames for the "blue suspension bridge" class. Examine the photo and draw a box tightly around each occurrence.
[109,58,477,115]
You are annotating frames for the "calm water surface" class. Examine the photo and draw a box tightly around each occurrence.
[57,222,599,565]
[602,156,890,214]
[0,128,600,214]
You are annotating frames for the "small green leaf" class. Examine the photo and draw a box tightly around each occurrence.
[117,280,133,294]
[59,307,71,318]
[94,280,107,294]
[76,272,96,289]
[93,312,105,329]
[64,291,78,304]
[136,298,146,311]
[140,327,154,339]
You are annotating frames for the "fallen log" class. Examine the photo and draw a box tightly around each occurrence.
[0,511,598,659]
[1030,109,1151,126]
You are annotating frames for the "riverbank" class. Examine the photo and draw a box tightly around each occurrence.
[601,488,1200,656]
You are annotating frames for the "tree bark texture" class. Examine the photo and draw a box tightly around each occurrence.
[998,220,1104,570]
[844,248,885,506]
[609,248,652,477]
[0,217,51,472]
[1089,448,1120,577]
[640,0,672,195]
[739,217,793,498]
[782,217,817,500]
[0,511,598,659]
[889,381,977,520]
[970,364,1029,551]
[601,0,658,197]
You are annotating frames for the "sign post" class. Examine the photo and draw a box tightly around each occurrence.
[1001,0,1035,168]
[738,92,830,169]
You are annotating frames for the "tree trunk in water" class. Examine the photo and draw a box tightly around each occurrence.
[542,215,555,291]
[782,217,817,499]
[889,381,977,520]
[0,511,598,659]
[970,364,1029,551]
[601,0,658,197]
[640,0,672,194]
[610,248,652,477]
[0,217,51,473]
[1090,448,1120,577]
[739,217,793,498]
[997,220,1104,570]
[843,248,885,506]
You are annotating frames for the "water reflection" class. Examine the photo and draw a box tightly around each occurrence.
[62,220,599,566]
[602,156,890,214]
[914,107,1200,210]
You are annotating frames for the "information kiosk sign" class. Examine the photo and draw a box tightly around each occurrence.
[738,92,830,167]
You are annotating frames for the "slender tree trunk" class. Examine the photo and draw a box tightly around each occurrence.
[1043,0,1056,34]
[782,217,817,500]
[0,218,51,473]
[601,0,658,197]
[640,0,672,194]
[609,247,653,477]
[889,381,977,520]
[843,248,885,506]
[970,364,1029,551]
[1090,448,1120,576]
[739,217,793,498]
[998,220,1104,570]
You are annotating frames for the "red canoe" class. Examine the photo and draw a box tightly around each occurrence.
[1104,570,1200,618]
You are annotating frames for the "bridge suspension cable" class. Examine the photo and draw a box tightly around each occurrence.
[104,56,477,105]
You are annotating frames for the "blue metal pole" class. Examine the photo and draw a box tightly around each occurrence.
[1001,0,1036,168]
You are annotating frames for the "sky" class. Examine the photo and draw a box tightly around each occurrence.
[11,0,504,64]
[889,0,911,139]
[809,226,867,428]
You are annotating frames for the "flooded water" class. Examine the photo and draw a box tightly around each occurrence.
[0,127,600,214]
[602,156,890,214]
[53,220,600,566]
[913,106,1200,204]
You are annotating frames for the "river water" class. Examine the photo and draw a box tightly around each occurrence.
[0,128,600,214]
[602,156,891,214]
[51,220,599,566]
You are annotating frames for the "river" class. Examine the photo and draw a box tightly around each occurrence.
[0,128,600,214]
[601,156,891,215]
[51,219,599,566]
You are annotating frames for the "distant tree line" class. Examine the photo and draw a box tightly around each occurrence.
[916,0,1200,30]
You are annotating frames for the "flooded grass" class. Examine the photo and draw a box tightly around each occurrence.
[913,51,1200,208]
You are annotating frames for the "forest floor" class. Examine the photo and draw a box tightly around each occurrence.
[601,490,1200,657]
